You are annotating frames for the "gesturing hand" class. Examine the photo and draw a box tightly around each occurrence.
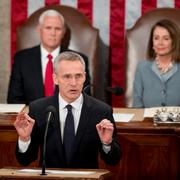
[96,119,114,145]
[14,112,35,142]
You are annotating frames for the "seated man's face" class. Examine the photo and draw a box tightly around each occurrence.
[38,16,65,52]
[53,60,86,103]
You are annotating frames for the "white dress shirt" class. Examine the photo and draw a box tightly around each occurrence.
[58,94,83,142]
[18,93,110,153]
[18,93,83,153]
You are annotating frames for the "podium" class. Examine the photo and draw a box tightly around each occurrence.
[0,168,113,179]
[1,109,180,179]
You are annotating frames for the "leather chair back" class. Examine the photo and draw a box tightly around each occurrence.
[125,8,180,107]
[16,5,102,100]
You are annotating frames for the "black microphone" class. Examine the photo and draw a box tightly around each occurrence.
[106,86,124,96]
[41,105,56,176]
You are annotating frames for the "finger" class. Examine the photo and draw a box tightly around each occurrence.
[24,113,35,124]
[100,119,110,124]
[16,112,27,123]
[99,121,113,129]
[99,119,112,126]
[14,113,34,129]
[96,125,113,134]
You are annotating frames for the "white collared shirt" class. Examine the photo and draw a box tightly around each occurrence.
[40,45,60,82]
[18,94,110,153]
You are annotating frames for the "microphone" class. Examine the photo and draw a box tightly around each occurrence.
[41,105,56,176]
[106,86,124,96]
[83,84,92,94]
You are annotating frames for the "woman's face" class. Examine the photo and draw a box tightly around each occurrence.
[152,26,173,57]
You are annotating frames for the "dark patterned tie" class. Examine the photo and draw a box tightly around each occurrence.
[63,104,75,164]
[44,54,54,96]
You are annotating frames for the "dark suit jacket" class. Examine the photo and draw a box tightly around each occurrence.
[15,93,121,168]
[7,45,91,104]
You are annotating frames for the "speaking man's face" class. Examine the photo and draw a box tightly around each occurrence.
[53,60,86,103]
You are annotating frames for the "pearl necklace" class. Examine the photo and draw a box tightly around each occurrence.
[156,60,174,74]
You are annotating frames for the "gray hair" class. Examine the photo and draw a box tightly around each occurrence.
[39,9,65,27]
[53,51,86,74]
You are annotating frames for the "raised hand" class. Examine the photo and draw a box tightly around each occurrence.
[96,119,114,145]
[14,112,35,142]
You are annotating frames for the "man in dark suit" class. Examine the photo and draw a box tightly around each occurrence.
[7,9,90,105]
[14,51,121,168]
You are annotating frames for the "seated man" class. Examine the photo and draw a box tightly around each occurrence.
[7,9,90,104]
[14,51,121,168]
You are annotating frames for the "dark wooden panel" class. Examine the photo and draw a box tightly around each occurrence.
[99,120,180,180]
[0,116,39,168]
[1,114,180,180]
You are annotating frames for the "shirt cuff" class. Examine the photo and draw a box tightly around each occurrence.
[102,144,111,154]
[18,137,31,153]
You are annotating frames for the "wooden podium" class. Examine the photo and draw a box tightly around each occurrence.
[1,109,180,179]
[0,168,113,180]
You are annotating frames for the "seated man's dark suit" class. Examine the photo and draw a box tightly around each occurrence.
[7,45,91,104]
[15,93,121,168]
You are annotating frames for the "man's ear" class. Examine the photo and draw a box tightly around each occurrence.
[53,73,58,85]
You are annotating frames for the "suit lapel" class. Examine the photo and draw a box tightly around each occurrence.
[50,94,65,162]
[32,45,69,97]
[33,46,44,96]
[71,95,93,157]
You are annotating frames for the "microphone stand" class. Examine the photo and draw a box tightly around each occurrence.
[41,111,52,175]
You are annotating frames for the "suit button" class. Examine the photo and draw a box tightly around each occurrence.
[161,90,166,95]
